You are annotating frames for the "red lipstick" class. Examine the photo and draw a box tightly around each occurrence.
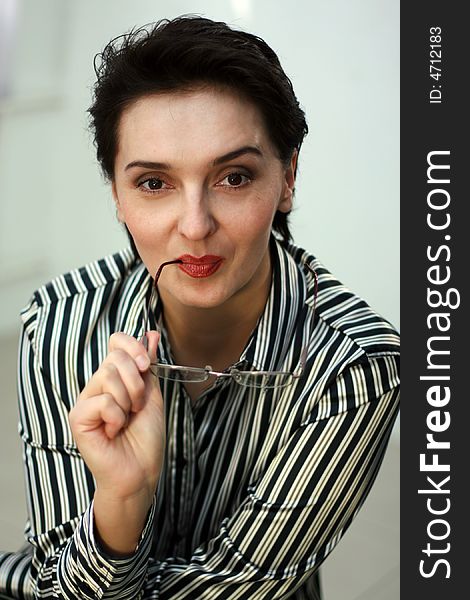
[177,254,224,278]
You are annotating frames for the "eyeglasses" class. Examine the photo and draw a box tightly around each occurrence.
[141,259,318,389]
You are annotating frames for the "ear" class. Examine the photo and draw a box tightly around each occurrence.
[278,150,297,213]
[112,180,125,223]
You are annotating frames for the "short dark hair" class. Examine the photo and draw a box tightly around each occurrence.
[88,15,308,247]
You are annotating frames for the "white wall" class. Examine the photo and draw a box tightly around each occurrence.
[0,0,399,335]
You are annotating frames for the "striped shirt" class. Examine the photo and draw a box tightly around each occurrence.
[0,236,400,599]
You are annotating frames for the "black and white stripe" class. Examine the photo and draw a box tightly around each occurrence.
[0,237,399,599]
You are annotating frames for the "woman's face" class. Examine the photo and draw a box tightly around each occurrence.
[112,87,295,310]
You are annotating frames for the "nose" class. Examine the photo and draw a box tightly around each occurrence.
[177,186,217,241]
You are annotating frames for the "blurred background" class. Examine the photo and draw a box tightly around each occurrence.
[0,1,399,598]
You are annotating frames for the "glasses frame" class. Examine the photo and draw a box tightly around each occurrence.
[141,259,318,389]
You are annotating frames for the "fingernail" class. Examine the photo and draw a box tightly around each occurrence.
[136,355,150,370]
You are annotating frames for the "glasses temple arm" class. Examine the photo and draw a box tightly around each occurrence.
[141,259,183,350]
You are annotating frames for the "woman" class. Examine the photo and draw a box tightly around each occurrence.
[0,16,399,599]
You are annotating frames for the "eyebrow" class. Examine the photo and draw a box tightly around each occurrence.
[212,145,263,166]
[124,145,263,172]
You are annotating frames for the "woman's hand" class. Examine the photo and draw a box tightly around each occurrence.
[69,331,164,554]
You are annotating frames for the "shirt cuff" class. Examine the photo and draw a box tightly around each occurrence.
[58,498,156,599]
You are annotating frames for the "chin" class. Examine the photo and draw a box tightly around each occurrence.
[171,280,235,310]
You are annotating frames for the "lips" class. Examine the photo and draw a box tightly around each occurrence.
[177,254,224,278]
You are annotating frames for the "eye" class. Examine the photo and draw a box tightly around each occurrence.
[217,172,251,188]
[137,177,171,192]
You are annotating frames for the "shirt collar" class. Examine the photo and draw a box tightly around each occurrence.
[117,236,311,372]
[239,236,309,372]
[115,257,153,339]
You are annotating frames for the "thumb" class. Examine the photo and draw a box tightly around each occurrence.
[143,330,160,363]
[142,331,163,405]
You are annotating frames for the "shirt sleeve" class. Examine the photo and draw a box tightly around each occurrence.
[16,298,157,600]
[17,291,399,599]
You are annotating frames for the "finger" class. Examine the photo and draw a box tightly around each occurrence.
[104,410,128,439]
[109,332,150,372]
[71,393,128,440]
[86,350,145,413]
[94,361,132,415]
